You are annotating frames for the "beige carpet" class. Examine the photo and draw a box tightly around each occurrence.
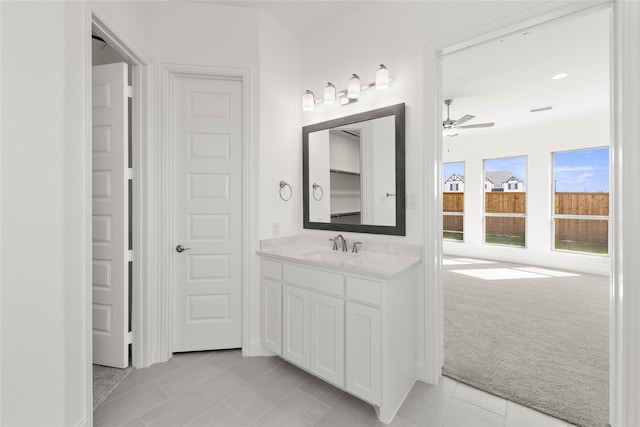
[443,257,609,427]
[93,364,133,409]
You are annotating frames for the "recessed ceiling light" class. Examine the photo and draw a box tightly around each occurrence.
[552,72,568,80]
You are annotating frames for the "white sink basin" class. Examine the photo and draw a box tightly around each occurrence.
[299,249,361,262]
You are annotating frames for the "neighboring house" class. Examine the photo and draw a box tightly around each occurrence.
[443,173,465,192]
[484,170,524,192]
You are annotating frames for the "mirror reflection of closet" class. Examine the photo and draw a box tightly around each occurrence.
[329,128,361,224]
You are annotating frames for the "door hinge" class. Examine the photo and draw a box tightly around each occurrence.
[128,331,133,344]
[128,168,134,181]
[127,85,133,98]
[128,249,133,262]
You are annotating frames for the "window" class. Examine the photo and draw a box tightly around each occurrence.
[552,147,609,255]
[484,156,526,247]
[443,162,464,241]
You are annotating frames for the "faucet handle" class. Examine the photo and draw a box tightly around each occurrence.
[352,242,362,253]
[329,238,337,251]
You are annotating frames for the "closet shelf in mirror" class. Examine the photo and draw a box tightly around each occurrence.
[330,211,361,218]
[330,168,360,176]
[330,190,361,197]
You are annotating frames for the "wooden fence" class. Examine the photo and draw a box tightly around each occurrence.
[554,192,609,216]
[442,192,609,242]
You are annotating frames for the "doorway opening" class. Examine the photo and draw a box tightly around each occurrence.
[440,7,611,427]
[89,13,147,411]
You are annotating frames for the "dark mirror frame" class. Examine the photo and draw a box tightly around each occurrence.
[303,103,406,236]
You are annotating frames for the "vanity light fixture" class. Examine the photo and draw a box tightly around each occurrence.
[347,74,361,99]
[375,64,390,90]
[552,72,568,80]
[301,64,392,111]
[302,90,315,111]
[324,82,336,104]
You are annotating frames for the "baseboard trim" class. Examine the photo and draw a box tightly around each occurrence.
[243,339,264,357]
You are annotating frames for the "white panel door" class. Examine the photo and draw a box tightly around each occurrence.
[346,301,381,404]
[261,278,282,355]
[92,62,129,368]
[282,285,310,368]
[310,292,344,386]
[173,76,243,352]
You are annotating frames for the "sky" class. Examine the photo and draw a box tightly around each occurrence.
[553,147,609,193]
[484,156,527,191]
[444,148,609,193]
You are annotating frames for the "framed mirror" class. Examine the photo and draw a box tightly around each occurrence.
[303,103,405,235]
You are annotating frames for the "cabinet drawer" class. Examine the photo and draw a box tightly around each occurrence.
[283,264,344,296]
[262,259,282,281]
[346,277,380,306]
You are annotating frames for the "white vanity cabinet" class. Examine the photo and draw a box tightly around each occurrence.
[259,255,417,424]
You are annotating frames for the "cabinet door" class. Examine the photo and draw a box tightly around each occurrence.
[282,285,310,368]
[261,278,282,355]
[310,292,344,386]
[346,301,381,404]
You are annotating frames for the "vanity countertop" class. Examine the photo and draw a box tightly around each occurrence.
[257,243,421,279]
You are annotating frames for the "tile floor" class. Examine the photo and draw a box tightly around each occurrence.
[94,350,575,427]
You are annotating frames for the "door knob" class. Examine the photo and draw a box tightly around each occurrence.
[175,244,191,253]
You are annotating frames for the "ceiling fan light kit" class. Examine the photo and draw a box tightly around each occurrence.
[442,98,495,137]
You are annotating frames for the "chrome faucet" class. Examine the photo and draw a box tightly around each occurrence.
[335,234,348,252]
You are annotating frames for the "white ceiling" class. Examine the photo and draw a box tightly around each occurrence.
[442,9,610,136]
[199,1,372,37]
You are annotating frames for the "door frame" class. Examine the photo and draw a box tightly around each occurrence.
[423,1,640,426]
[159,63,253,357]
[87,6,151,422]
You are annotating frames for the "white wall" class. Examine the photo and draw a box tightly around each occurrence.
[443,112,610,275]
[256,9,302,352]
[1,1,89,425]
[258,10,302,240]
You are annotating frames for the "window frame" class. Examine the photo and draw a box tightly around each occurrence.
[551,146,610,256]
[442,162,465,243]
[483,155,528,248]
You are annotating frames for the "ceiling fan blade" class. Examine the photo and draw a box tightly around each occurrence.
[458,122,495,129]
[453,114,475,126]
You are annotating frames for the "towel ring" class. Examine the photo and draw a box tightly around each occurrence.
[312,183,324,201]
[279,180,292,201]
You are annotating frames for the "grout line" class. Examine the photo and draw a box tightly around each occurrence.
[453,386,507,417]
[437,382,458,427]
[224,399,254,425]
[248,384,305,425]
[453,396,507,419]
[153,379,171,397]
[296,386,331,409]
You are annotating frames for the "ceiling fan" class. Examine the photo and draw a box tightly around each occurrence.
[443,99,495,137]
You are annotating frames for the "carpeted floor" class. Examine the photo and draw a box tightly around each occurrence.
[93,364,133,409]
[443,257,609,427]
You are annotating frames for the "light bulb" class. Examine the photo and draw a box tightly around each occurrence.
[324,83,336,104]
[302,90,315,111]
[347,74,361,99]
[443,128,458,137]
[375,64,389,90]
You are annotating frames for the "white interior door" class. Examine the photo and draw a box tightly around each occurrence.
[92,62,129,368]
[172,76,243,352]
